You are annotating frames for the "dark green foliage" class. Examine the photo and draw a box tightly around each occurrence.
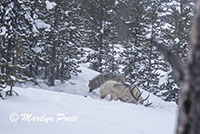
[32,0,84,86]
[81,0,119,73]
[0,0,33,92]
[0,0,84,90]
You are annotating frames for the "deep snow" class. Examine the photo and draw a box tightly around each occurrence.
[0,64,178,134]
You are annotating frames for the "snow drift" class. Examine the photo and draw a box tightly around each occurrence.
[0,64,178,134]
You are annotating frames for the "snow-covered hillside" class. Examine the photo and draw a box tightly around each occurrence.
[0,64,178,134]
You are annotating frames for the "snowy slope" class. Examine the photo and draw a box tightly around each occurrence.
[21,63,101,99]
[0,64,178,134]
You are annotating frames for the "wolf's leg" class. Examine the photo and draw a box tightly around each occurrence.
[109,95,113,101]
[112,93,119,101]
[99,89,107,99]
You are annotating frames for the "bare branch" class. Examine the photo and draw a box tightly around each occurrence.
[155,42,186,82]
[5,90,19,96]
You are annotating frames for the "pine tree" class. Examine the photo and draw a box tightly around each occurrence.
[157,0,194,101]
[0,0,32,93]
[31,0,84,86]
[119,0,151,85]
[81,0,118,73]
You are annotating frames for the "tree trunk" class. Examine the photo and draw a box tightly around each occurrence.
[177,1,200,133]
[60,60,64,83]
[48,0,59,86]
[49,43,56,86]
[155,1,200,134]
[97,0,104,73]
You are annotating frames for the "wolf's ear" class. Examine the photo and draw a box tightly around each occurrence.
[88,80,91,87]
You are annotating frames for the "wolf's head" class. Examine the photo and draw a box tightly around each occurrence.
[88,79,98,92]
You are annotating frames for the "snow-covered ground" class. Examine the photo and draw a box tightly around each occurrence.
[0,64,178,134]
